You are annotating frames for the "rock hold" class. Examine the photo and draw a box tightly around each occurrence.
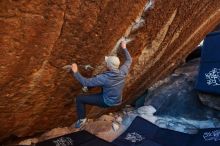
[99,114,115,122]
[112,122,120,132]
[198,92,220,110]
[116,116,123,124]
[18,138,38,146]
[137,105,157,115]
[84,121,112,134]
[38,127,75,142]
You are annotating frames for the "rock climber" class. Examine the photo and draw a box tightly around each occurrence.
[71,40,132,128]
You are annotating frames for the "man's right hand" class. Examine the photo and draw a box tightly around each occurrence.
[121,40,126,49]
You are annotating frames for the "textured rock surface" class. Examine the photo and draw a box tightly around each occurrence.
[1,0,220,141]
[198,93,220,110]
[17,59,220,145]
[128,59,220,134]
[145,59,220,120]
[18,113,124,145]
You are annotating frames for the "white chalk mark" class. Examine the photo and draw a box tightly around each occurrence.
[53,137,73,146]
[205,68,220,86]
[124,132,145,143]
[203,130,220,141]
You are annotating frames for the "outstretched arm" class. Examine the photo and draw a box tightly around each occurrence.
[71,63,105,87]
[119,41,132,75]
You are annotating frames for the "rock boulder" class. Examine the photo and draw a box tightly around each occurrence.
[1,0,220,141]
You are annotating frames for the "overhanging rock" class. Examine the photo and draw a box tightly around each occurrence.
[1,0,220,141]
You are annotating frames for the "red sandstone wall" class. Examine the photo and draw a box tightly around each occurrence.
[0,0,220,141]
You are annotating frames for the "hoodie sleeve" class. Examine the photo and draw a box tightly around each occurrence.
[119,48,132,75]
[72,71,105,87]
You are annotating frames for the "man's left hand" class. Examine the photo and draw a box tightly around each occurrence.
[71,63,78,73]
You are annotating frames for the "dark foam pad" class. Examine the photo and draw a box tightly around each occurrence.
[113,116,220,146]
[190,128,220,146]
[36,130,114,146]
[196,31,220,94]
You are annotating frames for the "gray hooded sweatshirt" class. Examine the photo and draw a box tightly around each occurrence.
[73,48,132,106]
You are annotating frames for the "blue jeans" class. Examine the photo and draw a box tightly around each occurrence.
[76,93,109,119]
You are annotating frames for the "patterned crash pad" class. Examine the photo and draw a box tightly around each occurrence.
[36,130,114,146]
[113,116,220,146]
[196,31,220,95]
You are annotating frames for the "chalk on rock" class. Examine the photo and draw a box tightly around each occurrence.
[123,105,134,114]
[144,0,155,12]
[125,104,131,108]
[87,119,93,122]
[82,86,88,92]
[116,116,123,124]
[140,114,158,124]
[99,115,115,122]
[62,65,72,72]
[112,122,120,131]
[137,105,157,115]
[109,113,113,116]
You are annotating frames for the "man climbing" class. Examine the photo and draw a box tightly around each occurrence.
[71,40,132,128]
